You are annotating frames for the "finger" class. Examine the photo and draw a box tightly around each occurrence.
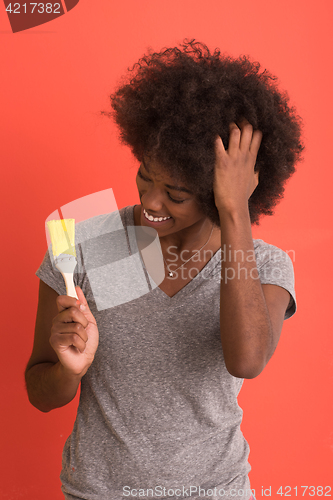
[56,294,80,313]
[76,287,88,309]
[249,129,263,155]
[215,136,226,164]
[52,320,88,343]
[227,123,241,155]
[55,306,89,329]
[50,332,87,354]
[236,117,251,131]
[75,287,97,325]
[239,123,254,152]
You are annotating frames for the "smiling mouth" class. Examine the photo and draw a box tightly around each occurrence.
[143,208,172,223]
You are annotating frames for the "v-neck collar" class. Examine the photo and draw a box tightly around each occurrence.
[124,205,222,306]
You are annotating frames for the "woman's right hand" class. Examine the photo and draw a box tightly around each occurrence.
[50,286,99,377]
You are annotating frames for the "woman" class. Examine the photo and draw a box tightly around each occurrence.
[25,40,303,500]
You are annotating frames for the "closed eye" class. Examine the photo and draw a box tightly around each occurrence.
[137,169,186,204]
[167,193,185,204]
[137,169,150,182]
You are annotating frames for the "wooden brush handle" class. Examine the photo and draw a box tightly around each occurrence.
[62,273,78,299]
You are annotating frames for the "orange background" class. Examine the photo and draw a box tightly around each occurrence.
[0,1,332,499]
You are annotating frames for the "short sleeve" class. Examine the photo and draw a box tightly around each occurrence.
[254,239,296,319]
[36,248,67,295]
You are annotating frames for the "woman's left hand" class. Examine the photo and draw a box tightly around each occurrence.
[213,120,262,216]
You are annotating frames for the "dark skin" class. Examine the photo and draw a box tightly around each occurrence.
[213,122,290,377]
[133,155,221,297]
[25,121,290,412]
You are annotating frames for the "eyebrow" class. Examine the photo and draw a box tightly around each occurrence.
[141,160,193,195]
[164,183,193,194]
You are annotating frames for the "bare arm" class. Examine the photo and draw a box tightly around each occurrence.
[214,123,291,379]
[25,281,99,412]
[218,208,290,379]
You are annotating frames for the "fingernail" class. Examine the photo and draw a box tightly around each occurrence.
[80,304,86,311]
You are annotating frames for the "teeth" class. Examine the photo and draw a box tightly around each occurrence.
[143,208,171,222]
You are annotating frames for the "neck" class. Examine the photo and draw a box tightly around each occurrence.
[160,219,215,255]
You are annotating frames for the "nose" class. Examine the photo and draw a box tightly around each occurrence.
[140,186,165,213]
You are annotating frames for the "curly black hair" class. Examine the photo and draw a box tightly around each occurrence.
[106,39,304,225]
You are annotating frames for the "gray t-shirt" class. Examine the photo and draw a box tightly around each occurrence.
[36,205,296,500]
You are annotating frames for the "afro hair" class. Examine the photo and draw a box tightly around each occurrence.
[106,39,304,225]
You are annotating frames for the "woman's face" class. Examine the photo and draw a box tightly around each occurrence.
[135,158,210,238]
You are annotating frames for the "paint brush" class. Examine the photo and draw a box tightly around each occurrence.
[46,219,78,299]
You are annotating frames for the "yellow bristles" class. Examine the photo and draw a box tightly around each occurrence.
[47,219,76,258]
